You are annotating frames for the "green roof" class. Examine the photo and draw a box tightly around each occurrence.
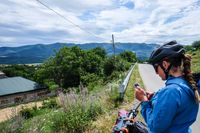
[0,77,42,96]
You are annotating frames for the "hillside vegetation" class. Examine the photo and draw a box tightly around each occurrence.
[189,49,200,72]
[0,47,137,133]
[186,40,200,72]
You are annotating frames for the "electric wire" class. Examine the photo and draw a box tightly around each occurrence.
[33,0,200,43]
[35,0,107,41]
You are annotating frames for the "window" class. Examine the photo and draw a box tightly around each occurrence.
[14,97,23,103]
[1,99,9,104]
[37,91,48,97]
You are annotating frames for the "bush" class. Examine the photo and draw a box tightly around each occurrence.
[51,92,104,133]
[192,40,200,50]
[80,73,100,86]
[104,56,131,77]
[20,108,34,119]
[42,98,59,109]
[50,101,103,133]
[119,50,137,63]
[107,83,122,107]
[86,102,103,120]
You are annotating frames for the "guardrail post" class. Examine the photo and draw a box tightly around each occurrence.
[118,63,137,99]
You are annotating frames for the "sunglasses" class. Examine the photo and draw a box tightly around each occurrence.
[153,64,159,73]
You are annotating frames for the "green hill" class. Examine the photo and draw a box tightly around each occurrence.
[0,43,158,64]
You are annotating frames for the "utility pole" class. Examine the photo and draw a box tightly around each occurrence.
[112,34,116,58]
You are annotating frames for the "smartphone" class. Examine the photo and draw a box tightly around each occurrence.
[134,83,140,88]
[134,83,147,96]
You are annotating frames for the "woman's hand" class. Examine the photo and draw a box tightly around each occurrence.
[146,91,154,100]
[135,87,148,102]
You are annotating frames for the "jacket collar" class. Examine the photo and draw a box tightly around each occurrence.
[165,76,195,97]
[165,76,186,85]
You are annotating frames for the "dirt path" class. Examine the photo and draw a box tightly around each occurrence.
[0,101,42,123]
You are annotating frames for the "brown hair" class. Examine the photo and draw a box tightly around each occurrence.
[183,54,200,102]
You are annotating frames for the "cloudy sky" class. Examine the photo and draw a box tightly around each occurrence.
[0,0,200,47]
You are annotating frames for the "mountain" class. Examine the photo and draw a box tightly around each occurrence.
[0,42,159,64]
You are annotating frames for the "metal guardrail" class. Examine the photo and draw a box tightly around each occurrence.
[119,63,137,99]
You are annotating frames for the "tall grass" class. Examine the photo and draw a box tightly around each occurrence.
[0,108,24,133]
[84,64,145,132]
[0,87,104,133]
[52,90,104,133]
[189,49,200,72]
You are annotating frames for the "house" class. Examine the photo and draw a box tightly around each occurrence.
[0,71,6,79]
[0,77,54,108]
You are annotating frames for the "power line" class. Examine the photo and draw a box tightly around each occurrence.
[18,0,200,44]
[35,0,107,41]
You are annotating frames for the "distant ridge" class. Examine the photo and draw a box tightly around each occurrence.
[0,42,159,64]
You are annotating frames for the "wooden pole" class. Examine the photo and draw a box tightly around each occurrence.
[112,34,115,57]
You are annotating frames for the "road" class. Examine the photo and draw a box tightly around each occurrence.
[138,63,200,133]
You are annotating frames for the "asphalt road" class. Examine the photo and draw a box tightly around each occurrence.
[138,63,200,133]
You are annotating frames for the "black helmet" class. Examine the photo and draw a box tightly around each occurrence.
[149,40,185,65]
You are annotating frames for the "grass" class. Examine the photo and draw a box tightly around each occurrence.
[124,63,145,102]
[189,49,200,72]
[84,64,145,132]
[0,89,104,133]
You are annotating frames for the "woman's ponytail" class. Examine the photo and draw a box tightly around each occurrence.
[183,54,200,103]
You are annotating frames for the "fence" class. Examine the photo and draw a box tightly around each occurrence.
[119,63,137,99]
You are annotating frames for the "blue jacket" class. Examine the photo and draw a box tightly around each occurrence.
[141,76,199,133]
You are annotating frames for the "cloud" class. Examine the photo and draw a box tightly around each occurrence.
[0,0,200,47]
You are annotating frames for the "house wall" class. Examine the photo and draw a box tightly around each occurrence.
[0,73,6,79]
[0,89,55,108]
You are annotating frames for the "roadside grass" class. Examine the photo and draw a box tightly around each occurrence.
[189,49,200,72]
[84,64,145,132]
[124,64,145,103]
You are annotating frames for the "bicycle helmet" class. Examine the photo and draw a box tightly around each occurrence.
[149,40,185,65]
[149,40,185,79]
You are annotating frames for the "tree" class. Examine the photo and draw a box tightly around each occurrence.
[53,46,82,88]
[119,51,137,63]
[81,50,103,75]
[91,47,106,59]
[192,40,200,50]
[34,46,134,91]
[34,47,82,89]
[103,56,116,76]
[1,65,36,80]
[184,45,193,52]
[103,56,130,77]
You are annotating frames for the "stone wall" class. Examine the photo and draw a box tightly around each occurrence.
[0,89,55,108]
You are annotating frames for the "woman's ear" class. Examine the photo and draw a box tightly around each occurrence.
[162,60,170,69]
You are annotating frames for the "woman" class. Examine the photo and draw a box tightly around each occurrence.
[135,41,200,133]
